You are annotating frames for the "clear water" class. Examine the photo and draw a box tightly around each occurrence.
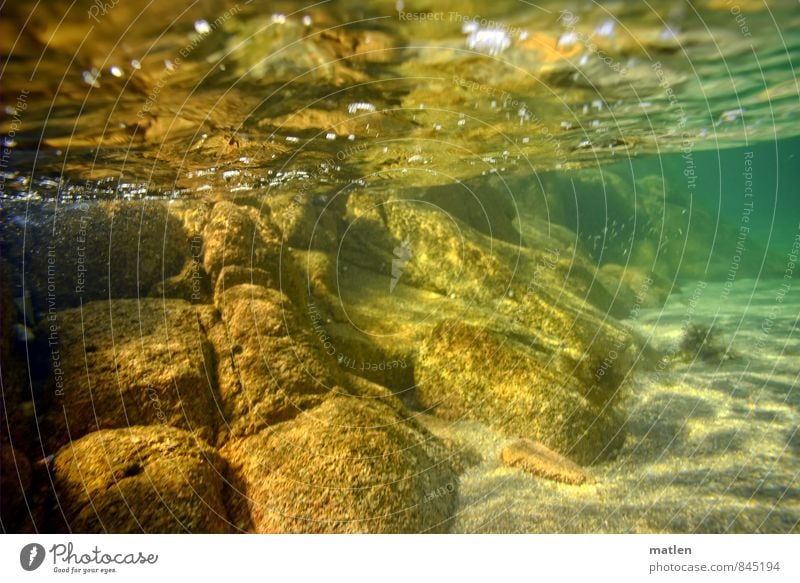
[1,0,798,533]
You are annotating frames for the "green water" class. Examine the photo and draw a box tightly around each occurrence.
[1,0,798,534]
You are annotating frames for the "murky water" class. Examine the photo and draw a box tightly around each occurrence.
[1,0,798,534]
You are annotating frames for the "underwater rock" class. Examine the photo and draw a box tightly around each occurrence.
[40,299,219,452]
[149,258,213,304]
[0,201,190,311]
[342,190,514,303]
[264,191,340,251]
[52,426,231,533]
[332,191,634,458]
[210,284,334,438]
[416,320,626,464]
[273,248,340,316]
[222,396,457,533]
[319,319,418,408]
[500,438,594,485]
[422,176,640,318]
[214,265,275,298]
[597,264,674,314]
[421,178,523,246]
[342,188,632,321]
[201,201,279,287]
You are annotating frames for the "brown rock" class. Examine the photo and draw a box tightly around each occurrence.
[214,265,275,299]
[500,438,594,485]
[0,201,190,311]
[264,192,339,251]
[201,201,278,286]
[416,320,626,464]
[53,426,231,533]
[598,264,674,313]
[223,395,457,533]
[150,258,213,304]
[211,285,335,437]
[41,299,219,452]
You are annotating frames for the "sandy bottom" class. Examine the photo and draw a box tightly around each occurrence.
[421,280,800,533]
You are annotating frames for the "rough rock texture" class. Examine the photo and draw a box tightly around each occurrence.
[214,265,275,299]
[0,201,190,311]
[223,395,457,533]
[310,191,636,464]
[500,438,594,485]
[264,192,340,251]
[150,258,213,304]
[210,284,335,438]
[416,320,626,464]
[52,426,231,533]
[201,201,279,287]
[41,299,219,452]
[1,187,644,532]
[340,189,629,319]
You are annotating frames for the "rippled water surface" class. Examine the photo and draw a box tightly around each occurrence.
[2,0,800,198]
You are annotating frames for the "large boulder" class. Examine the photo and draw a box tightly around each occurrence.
[209,284,336,438]
[201,201,279,288]
[340,189,626,316]
[52,426,231,533]
[416,320,628,464]
[40,299,219,452]
[222,395,457,533]
[0,201,190,312]
[301,189,636,464]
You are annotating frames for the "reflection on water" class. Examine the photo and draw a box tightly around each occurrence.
[2,0,800,198]
[0,0,798,534]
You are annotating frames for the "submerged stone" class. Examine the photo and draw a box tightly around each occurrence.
[40,299,220,451]
[416,320,627,464]
[222,396,457,533]
[0,201,190,311]
[52,426,231,533]
[500,438,594,485]
[209,284,334,438]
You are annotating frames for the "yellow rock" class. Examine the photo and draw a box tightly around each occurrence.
[500,438,594,485]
